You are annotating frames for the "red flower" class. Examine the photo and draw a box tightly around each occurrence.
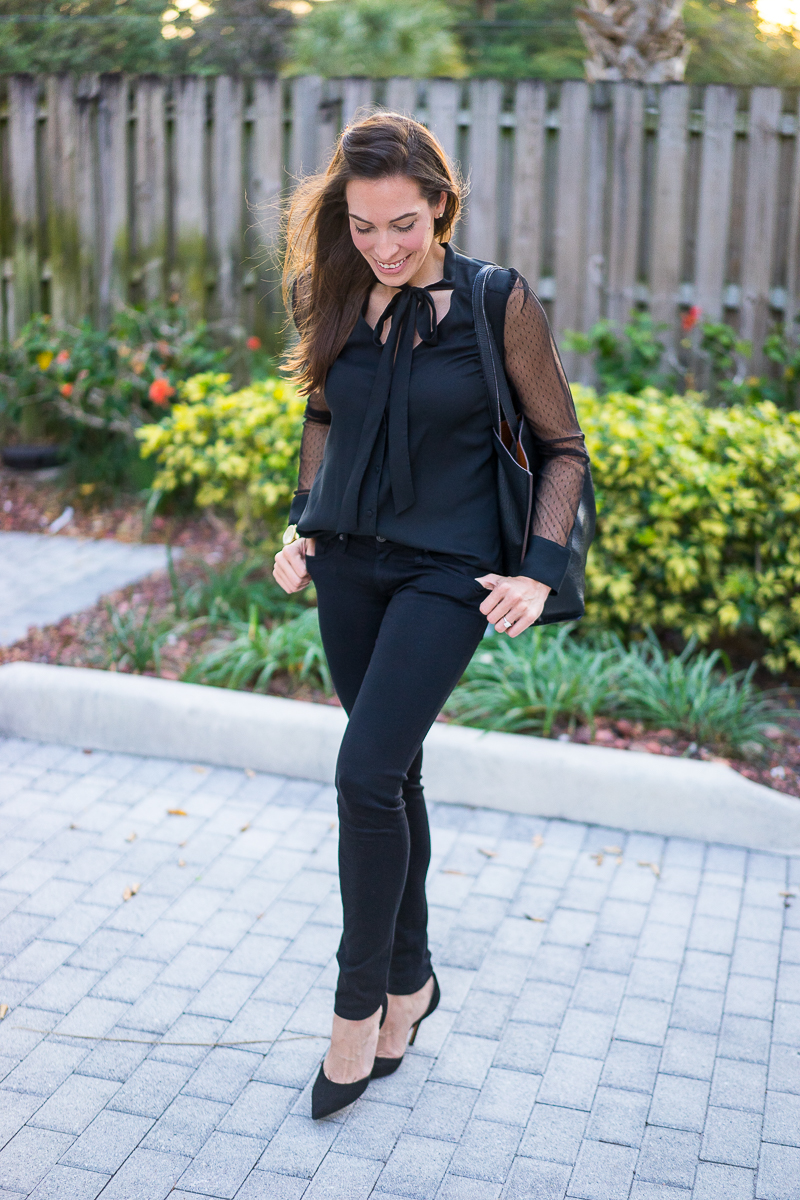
[55,349,70,365]
[60,382,73,397]
[246,336,261,351]
[681,306,701,333]
[149,377,176,407]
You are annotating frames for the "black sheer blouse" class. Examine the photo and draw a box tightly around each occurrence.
[288,245,589,593]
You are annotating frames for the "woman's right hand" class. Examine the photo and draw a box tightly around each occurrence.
[273,537,315,593]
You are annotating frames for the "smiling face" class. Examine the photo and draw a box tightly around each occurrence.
[346,175,446,288]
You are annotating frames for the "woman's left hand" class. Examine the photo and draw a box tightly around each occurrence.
[475,574,551,637]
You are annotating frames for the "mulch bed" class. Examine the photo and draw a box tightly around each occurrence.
[2,470,798,801]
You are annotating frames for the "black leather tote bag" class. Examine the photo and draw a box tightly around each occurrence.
[472,263,595,625]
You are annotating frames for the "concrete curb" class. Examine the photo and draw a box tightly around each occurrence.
[0,661,797,853]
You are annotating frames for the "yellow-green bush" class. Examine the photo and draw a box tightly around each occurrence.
[575,385,800,672]
[136,372,305,530]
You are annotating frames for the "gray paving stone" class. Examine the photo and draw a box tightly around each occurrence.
[60,1109,153,1174]
[732,938,780,980]
[472,1069,539,1127]
[2,1041,86,1096]
[648,1073,710,1132]
[709,1058,767,1112]
[218,1081,297,1138]
[176,1131,264,1197]
[693,1161,755,1200]
[768,1045,800,1096]
[599,1039,662,1093]
[27,1073,119,1134]
[449,1118,521,1183]
[717,1015,772,1064]
[614,998,671,1046]
[183,1047,260,1103]
[257,1115,339,1179]
[585,1087,649,1148]
[143,1095,230,1156]
[725,974,776,1021]
[571,970,627,1016]
[375,1133,455,1197]
[700,1105,761,1168]
[491,1022,555,1075]
[90,1147,190,1200]
[566,1138,637,1200]
[517,1105,587,1164]
[625,1182,689,1200]
[405,1083,478,1142]
[106,1059,192,1118]
[303,1151,382,1199]
[583,935,637,975]
[625,958,680,1003]
[774,1003,800,1047]
[333,1098,409,1160]
[501,1157,571,1199]
[430,1035,498,1090]
[455,991,515,1040]
[438,1175,502,1200]
[634,1127,700,1188]
[670,985,725,1034]
[25,1164,109,1200]
[556,1010,615,1060]
[0,1127,74,1193]
[757,1142,800,1200]
[234,1171,309,1200]
[659,1029,717,1080]
[762,1091,800,1147]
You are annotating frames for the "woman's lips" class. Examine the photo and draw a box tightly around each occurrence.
[374,255,410,274]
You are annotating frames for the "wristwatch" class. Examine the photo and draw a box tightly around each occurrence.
[282,524,300,546]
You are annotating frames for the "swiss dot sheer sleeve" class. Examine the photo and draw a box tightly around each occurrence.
[288,390,331,524]
[503,277,590,591]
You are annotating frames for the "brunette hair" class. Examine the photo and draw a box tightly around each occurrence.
[282,111,463,395]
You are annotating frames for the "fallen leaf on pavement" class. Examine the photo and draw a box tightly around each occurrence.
[604,845,622,854]
[178,859,186,868]
[192,766,207,774]
[532,834,545,848]
[122,883,141,901]
[179,840,187,847]
[638,861,661,877]
[524,914,546,922]
[245,769,256,779]
[442,869,467,876]
[240,823,251,833]
[167,808,188,817]
[779,891,797,898]
[0,1004,8,1020]
[125,832,137,843]
[478,848,497,858]
[591,852,604,866]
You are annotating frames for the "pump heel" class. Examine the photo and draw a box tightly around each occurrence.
[371,973,440,1079]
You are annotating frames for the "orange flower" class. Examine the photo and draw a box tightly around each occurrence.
[60,382,73,398]
[149,377,175,407]
[246,336,261,351]
[681,306,701,333]
[55,349,70,365]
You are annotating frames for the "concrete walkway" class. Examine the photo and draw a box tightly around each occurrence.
[0,533,171,646]
[0,736,798,1200]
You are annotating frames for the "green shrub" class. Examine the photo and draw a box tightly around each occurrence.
[576,385,800,672]
[190,606,331,694]
[137,372,305,532]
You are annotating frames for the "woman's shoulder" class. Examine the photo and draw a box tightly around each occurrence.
[452,249,522,305]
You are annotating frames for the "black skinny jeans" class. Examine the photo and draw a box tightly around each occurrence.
[306,533,488,1021]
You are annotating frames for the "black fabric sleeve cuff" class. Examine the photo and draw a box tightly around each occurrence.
[288,491,309,524]
[519,535,571,594]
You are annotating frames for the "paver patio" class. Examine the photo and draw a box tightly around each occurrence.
[0,734,798,1199]
[0,533,171,646]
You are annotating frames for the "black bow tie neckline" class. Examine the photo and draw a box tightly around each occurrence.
[338,244,457,530]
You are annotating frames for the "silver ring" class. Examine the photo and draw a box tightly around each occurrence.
[502,617,512,629]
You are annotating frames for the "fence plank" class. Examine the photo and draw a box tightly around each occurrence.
[173,76,206,319]
[581,92,610,356]
[8,76,39,335]
[465,80,502,261]
[133,77,167,305]
[290,76,322,178]
[694,85,737,322]
[649,84,689,329]
[740,87,782,365]
[509,80,546,286]
[342,78,372,128]
[96,76,128,321]
[75,76,98,322]
[386,78,418,117]
[426,79,459,165]
[785,93,800,338]
[45,75,81,325]
[211,75,243,326]
[606,83,644,325]
[553,81,590,367]
[250,77,283,340]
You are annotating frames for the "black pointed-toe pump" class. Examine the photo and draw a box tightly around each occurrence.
[371,973,440,1080]
[311,997,387,1121]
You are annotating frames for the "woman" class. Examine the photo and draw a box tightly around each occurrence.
[273,112,589,1120]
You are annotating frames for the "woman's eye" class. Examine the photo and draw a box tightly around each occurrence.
[394,223,415,233]
[354,227,372,236]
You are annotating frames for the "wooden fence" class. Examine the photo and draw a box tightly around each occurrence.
[1,74,799,376]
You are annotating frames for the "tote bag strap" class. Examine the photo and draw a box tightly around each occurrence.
[472,264,521,442]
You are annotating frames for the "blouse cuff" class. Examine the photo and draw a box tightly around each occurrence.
[519,535,571,594]
[288,491,310,524]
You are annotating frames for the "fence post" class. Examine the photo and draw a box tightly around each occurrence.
[45,75,82,326]
[740,87,782,368]
[509,81,546,291]
[342,78,371,128]
[97,75,129,322]
[465,80,502,262]
[385,78,418,118]
[426,79,459,167]
[8,76,39,336]
[694,86,737,322]
[581,85,610,356]
[250,77,284,345]
[133,77,168,306]
[290,76,323,179]
[785,93,800,341]
[649,84,689,332]
[173,76,207,321]
[606,83,644,326]
[553,81,590,372]
[211,76,244,328]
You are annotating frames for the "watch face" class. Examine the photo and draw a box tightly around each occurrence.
[282,525,297,545]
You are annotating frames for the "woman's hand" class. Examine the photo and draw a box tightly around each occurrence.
[273,538,315,593]
[475,574,551,637]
